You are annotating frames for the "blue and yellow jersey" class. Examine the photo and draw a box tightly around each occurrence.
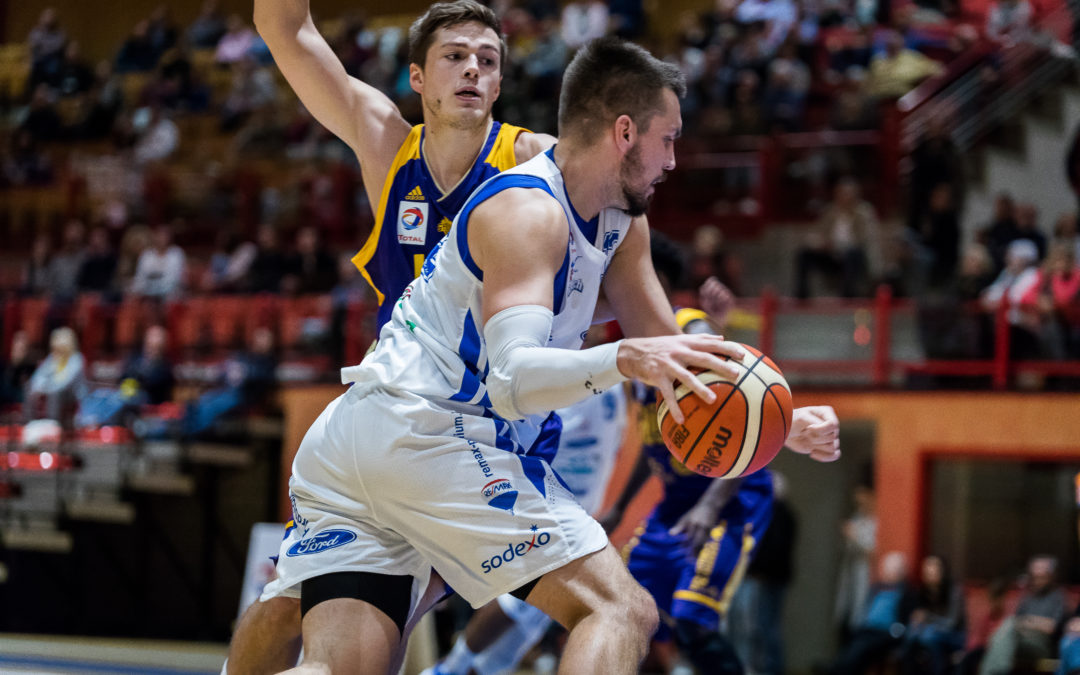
[351,121,526,330]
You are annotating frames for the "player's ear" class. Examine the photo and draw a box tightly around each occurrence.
[614,114,635,153]
[409,62,424,96]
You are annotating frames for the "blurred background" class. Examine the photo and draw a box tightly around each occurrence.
[0,0,1079,673]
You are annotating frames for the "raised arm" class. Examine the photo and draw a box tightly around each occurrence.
[253,0,410,192]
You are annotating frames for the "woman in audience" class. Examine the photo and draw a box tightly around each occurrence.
[898,554,967,675]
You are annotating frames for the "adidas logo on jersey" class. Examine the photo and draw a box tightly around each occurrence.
[405,185,425,201]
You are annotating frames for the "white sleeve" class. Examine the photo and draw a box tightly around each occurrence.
[484,304,626,421]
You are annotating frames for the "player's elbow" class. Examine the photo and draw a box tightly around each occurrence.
[486,369,526,421]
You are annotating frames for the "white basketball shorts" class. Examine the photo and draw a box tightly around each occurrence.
[261,383,608,609]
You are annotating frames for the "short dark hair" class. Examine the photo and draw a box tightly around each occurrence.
[558,37,686,142]
[407,1,506,72]
[649,231,687,289]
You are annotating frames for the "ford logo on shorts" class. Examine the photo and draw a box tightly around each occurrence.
[286,529,357,557]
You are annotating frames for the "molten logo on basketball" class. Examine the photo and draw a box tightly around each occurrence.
[695,427,733,474]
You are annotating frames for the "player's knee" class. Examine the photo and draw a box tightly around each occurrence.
[623,582,660,641]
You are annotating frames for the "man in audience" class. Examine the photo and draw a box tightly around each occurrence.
[130,222,186,299]
[979,556,1069,675]
[795,178,880,298]
[866,30,944,99]
[26,327,86,424]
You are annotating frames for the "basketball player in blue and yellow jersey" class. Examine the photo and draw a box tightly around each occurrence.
[224,2,553,672]
[603,236,842,675]
[353,116,530,330]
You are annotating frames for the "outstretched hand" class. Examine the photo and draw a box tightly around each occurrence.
[785,405,841,463]
[698,277,736,327]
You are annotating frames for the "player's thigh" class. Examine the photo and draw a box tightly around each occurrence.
[300,597,399,675]
[524,543,656,631]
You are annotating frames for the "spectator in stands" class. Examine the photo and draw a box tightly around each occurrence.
[282,226,337,295]
[908,117,964,236]
[201,231,257,293]
[828,551,916,675]
[1052,212,1080,262]
[898,555,966,675]
[184,326,277,436]
[220,55,278,131]
[215,15,258,65]
[734,0,799,54]
[763,43,810,131]
[986,0,1033,46]
[132,104,179,164]
[48,219,87,301]
[958,579,1009,675]
[979,556,1069,675]
[130,222,185,299]
[77,325,175,427]
[115,20,161,74]
[51,41,94,98]
[1058,608,1080,675]
[21,233,54,296]
[187,0,227,49]
[835,482,878,646]
[73,60,123,140]
[2,128,54,187]
[25,327,86,423]
[796,177,880,298]
[913,182,961,290]
[728,471,796,675]
[154,47,208,112]
[917,243,997,366]
[19,84,63,144]
[560,0,609,49]
[1015,202,1048,260]
[77,227,118,295]
[246,224,286,293]
[865,29,945,99]
[27,8,67,92]
[609,0,646,38]
[981,238,1043,359]
[115,224,151,292]
[146,5,178,60]
[1021,242,1080,359]
[0,332,36,408]
[981,192,1021,272]
[121,324,174,405]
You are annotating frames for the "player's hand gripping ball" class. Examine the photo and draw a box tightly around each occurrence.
[657,344,793,478]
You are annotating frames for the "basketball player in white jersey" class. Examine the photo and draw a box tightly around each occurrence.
[422,373,629,675]
[227,2,553,670]
[270,38,748,674]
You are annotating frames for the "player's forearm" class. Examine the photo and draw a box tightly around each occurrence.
[485,305,626,420]
[697,476,742,513]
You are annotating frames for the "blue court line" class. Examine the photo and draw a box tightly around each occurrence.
[0,653,216,675]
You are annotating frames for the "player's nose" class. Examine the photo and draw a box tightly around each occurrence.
[462,53,479,78]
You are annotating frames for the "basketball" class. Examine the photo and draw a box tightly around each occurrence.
[656,344,793,478]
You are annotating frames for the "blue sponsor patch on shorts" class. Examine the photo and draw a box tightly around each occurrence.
[286,529,357,557]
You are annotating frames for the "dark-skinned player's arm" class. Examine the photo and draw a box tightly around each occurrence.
[468,193,743,423]
[253,0,410,199]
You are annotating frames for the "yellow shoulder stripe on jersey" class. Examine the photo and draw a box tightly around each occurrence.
[485,123,529,170]
[675,307,709,330]
[351,124,424,306]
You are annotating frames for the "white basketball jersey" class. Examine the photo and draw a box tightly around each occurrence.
[550,386,627,515]
[341,149,631,450]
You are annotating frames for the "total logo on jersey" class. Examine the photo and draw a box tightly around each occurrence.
[397,201,428,245]
[482,477,518,513]
[480,525,553,574]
